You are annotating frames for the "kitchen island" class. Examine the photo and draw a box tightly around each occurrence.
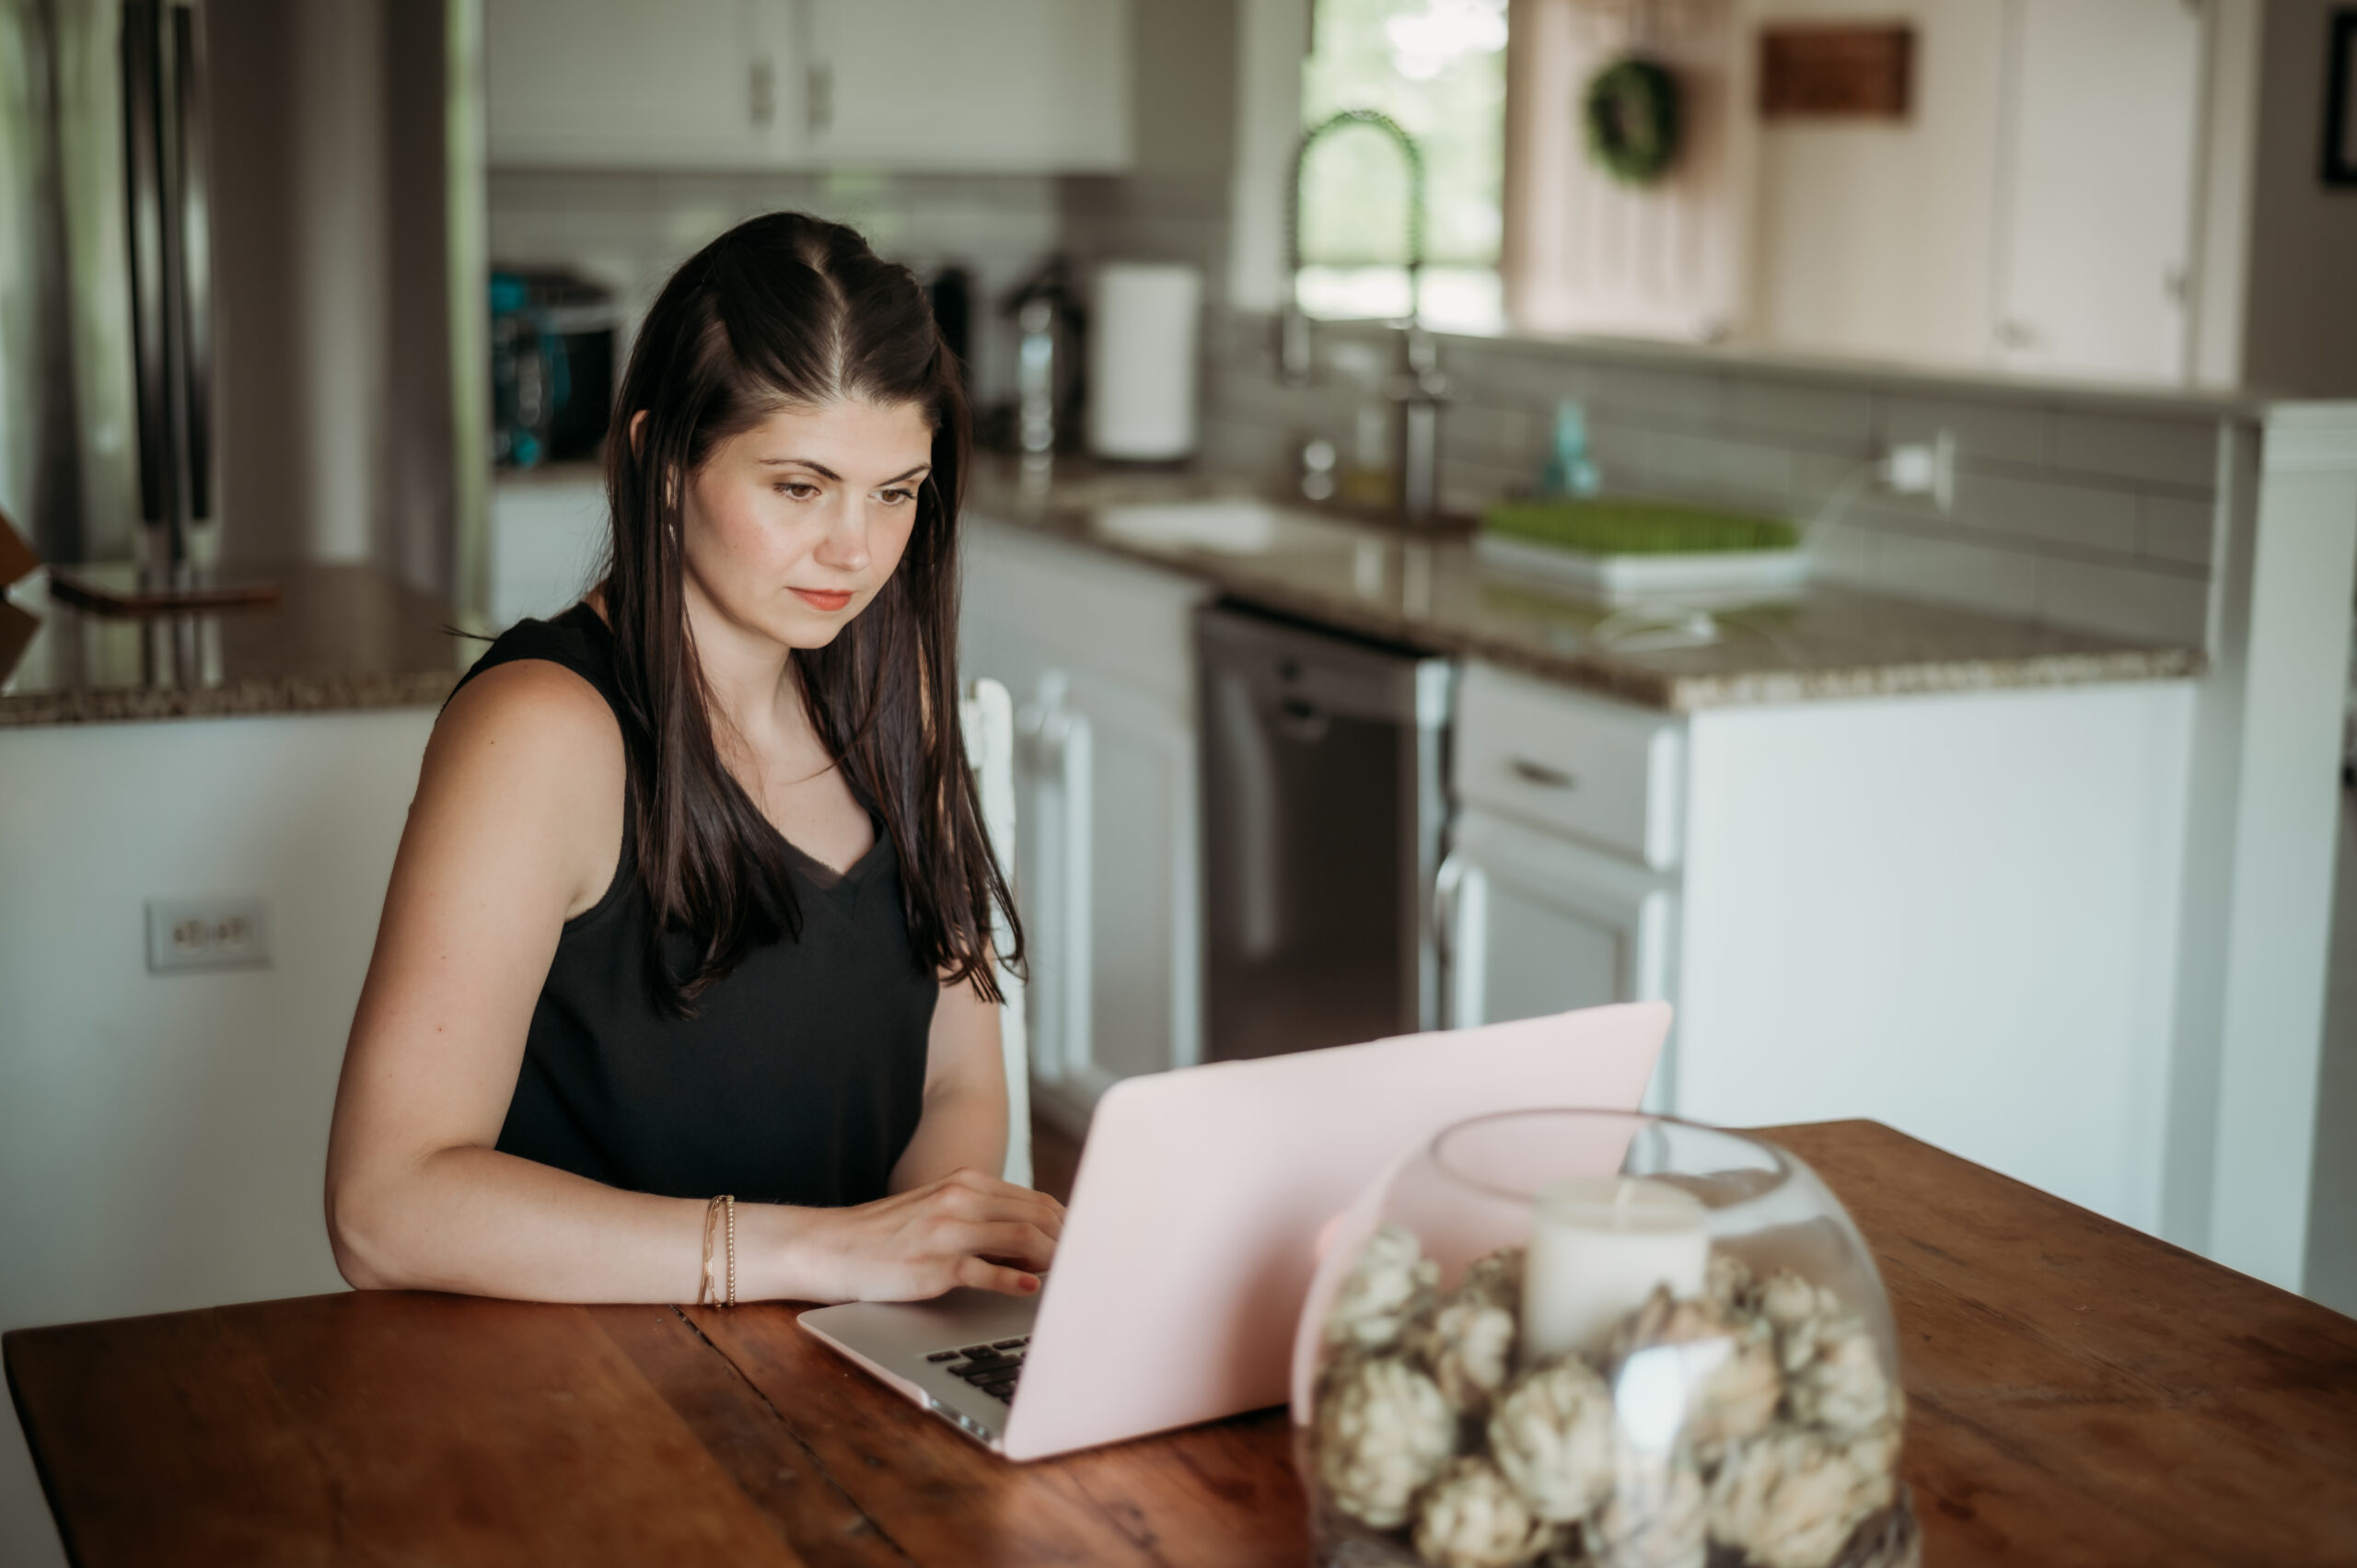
[10,1121,2353,1566]
[0,563,470,1566]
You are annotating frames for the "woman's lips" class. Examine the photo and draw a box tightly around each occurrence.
[790,587,855,612]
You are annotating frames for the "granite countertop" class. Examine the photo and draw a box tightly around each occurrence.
[0,563,470,727]
[964,460,2205,712]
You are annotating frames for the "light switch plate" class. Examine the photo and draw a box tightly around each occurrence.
[145,897,272,973]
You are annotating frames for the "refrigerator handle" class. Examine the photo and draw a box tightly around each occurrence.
[120,0,171,530]
[170,0,212,523]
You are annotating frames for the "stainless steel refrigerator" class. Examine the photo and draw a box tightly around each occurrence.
[0,0,479,594]
[1,0,209,576]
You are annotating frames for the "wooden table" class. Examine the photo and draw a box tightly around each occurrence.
[9,1121,2356,1566]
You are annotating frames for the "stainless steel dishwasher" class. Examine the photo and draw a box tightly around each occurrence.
[1196,604,1452,1061]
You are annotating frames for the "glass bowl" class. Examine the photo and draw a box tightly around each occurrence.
[1291,1109,1918,1568]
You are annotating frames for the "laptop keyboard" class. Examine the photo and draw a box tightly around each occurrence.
[924,1336,1029,1403]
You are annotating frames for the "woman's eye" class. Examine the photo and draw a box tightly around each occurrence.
[878,488,915,506]
[776,482,820,500]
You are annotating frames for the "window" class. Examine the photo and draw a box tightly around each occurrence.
[1295,0,1507,332]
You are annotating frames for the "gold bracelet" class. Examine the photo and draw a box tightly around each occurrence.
[699,1195,721,1307]
[724,1193,738,1307]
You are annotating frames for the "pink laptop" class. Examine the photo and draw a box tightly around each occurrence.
[798,1001,1670,1459]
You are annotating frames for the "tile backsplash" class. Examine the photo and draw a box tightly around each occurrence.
[1201,318,2243,648]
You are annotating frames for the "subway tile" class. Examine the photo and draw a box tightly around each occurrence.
[1454,348,1600,406]
[2140,494,2218,569]
[2036,555,2211,645]
[1585,364,1728,428]
[1789,449,1882,519]
[1805,517,1872,586]
[1703,438,1797,511]
[1881,393,2051,469]
[1865,527,2044,620]
[1447,404,1544,470]
[1726,377,1877,449]
[2051,411,2221,492]
[1956,470,2141,557]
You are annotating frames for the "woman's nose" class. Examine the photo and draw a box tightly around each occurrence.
[813,509,872,573]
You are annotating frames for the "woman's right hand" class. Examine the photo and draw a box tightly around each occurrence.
[765,1167,1066,1304]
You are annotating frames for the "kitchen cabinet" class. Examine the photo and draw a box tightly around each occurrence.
[485,0,801,169]
[803,0,1129,172]
[1446,659,2199,1236]
[958,517,1207,1130]
[1439,807,1678,1109]
[484,0,1132,174]
[1988,0,2205,381]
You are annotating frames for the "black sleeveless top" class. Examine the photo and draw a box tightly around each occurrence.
[452,605,936,1207]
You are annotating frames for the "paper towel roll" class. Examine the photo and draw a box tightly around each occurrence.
[1088,262,1202,461]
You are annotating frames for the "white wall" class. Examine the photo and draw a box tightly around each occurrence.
[0,707,433,1568]
[1744,0,2007,367]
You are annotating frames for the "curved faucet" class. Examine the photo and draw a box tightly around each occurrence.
[1279,109,1426,384]
[1278,110,1449,524]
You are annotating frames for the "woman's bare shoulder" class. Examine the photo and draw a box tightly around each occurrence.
[407,657,627,912]
[435,656,621,758]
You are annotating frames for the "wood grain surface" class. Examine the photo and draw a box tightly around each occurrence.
[8,1120,2355,1566]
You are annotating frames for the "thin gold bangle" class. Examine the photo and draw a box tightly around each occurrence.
[700,1195,720,1307]
[724,1193,738,1307]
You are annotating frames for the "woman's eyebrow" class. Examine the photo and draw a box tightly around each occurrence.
[754,459,931,484]
[758,458,843,480]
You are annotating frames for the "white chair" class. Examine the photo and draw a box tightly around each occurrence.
[960,678,1032,1187]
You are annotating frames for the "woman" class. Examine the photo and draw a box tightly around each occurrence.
[325,213,1062,1306]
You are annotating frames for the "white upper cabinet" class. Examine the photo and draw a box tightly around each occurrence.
[805,0,1130,171]
[484,0,1132,174]
[486,0,800,168]
[1990,0,2205,381]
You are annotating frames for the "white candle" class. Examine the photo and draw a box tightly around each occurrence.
[1521,1176,1711,1365]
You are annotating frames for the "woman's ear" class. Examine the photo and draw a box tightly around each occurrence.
[628,410,649,456]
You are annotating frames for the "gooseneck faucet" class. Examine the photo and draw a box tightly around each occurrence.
[1278,110,1449,525]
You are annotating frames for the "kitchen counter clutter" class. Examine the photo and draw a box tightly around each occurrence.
[0,563,468,726]
[964,459,2203,714]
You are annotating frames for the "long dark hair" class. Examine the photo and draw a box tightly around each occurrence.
[603,212,1018,1014]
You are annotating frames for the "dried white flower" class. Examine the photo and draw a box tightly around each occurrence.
[1757,1272,1836,1339]
[1489,1358,1618,1524]
[1603,1287,1782,1466]
[1592,1454,1705,1568]
[1706,1426,1898,1568]
[1410,1294,1519,1419]
[1413,1456,1551,1568]
[1788,1322,1896,1437]
[1327,1224,1440,1353]
[1706,1251,1759,1315]
[1754,1272,1897,1438]
[1315,1354,1457,1529]
[1459,1246,1527,1310]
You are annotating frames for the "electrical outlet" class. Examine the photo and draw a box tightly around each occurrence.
[145,897,272,973]
[1879,430,1956,514]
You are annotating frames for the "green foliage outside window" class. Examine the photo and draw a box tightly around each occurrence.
[1298,0,1505,326]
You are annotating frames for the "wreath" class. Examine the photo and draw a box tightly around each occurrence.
[1584,57,1680,186]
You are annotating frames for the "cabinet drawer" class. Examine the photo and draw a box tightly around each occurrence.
[1454,663,1683,869]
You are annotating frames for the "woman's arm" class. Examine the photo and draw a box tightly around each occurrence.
[888,975,1015,1191]
[324,661,1062,1305]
